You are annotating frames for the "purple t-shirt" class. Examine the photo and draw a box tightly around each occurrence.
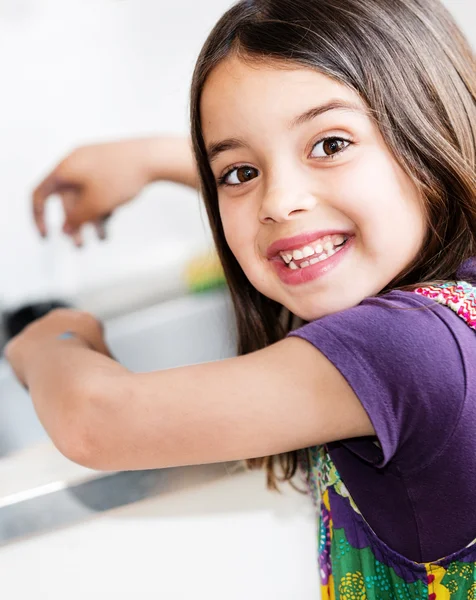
[289,286,476,562]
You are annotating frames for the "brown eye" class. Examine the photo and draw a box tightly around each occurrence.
[221,166,259,186]
[323,138,346,155]
[236,167,257,182]
[311,137,351,159]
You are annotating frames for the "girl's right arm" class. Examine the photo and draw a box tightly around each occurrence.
[32,136,198,246]
[8,315,375,472]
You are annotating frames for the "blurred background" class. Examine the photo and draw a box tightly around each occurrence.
[0,0,235,323]
[0,0,473,321]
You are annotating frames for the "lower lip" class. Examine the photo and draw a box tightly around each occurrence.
[270,238,354,286]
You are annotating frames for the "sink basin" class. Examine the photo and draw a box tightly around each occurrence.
[0,289,239,546]
[0,289,237,458]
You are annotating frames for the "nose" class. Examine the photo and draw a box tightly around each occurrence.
[258,185,317,224]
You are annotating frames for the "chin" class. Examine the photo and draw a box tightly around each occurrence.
[287,292,366,323]
[286,303,330,323]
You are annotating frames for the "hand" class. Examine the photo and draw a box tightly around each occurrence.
[32,139,159,247]
[4,308,113,388]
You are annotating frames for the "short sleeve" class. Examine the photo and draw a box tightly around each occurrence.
[288,290,468,472]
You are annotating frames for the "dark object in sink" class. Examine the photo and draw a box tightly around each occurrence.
[3,300,72,340]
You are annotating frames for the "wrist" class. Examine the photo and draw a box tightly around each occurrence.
[141,136,198,189]
[56,331,92,348]
[20,334,90,390]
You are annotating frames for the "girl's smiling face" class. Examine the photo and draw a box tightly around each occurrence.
[201,56,427,321]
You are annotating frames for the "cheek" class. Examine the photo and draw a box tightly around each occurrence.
[335,152,424,234]
[218,200,238,253]
[219,208,251,274]
[219,197,256,255]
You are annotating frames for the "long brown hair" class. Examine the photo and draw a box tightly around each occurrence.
[190,0,476,490]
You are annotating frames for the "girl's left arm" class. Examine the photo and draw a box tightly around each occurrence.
[5,312,374,471]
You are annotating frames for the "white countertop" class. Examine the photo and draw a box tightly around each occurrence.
[0,440,99,506]
[0,281,320,598]
[0,441,320,599]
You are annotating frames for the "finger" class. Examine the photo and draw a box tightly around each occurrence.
[60,188,80,235]
[3,339,13,362]
[62,192,101,232]
[94,215,111,240]
[32,172,61,238]
[71,229,84,248]
[60,190,84,247]
[58,311,113,357]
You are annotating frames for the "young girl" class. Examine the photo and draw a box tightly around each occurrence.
[8,0,476,596]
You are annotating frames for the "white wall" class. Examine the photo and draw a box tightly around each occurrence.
[0,0,473,313]
[0,0,234,312]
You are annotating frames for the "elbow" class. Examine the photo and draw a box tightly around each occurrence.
[51,374,125,472]
[53,407,107,472]
[54,427,104,471]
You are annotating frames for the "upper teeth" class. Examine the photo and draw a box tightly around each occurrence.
[280,234,347,268]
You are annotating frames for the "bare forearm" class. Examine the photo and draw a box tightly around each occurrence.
[24,341,128,464]
[143,136,199,190]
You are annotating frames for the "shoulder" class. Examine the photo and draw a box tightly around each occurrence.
[290,289,473,469]
[292,288,472,356]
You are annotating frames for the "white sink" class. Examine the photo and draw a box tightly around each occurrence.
[0,289,321,597]
[107,287,236,372]
[0,289,236,457]
[0,289,239,546]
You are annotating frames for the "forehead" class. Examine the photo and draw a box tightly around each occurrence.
[200,55,365,141]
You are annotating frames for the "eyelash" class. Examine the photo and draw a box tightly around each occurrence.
[216,135,354,187]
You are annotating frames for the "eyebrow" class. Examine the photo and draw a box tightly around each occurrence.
[206,99,365,163]
[290,99,366,128]
[207,138,249,164]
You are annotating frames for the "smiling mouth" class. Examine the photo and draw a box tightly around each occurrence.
[278,234,349,270]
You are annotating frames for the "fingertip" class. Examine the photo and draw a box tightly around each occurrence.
[71,230,84,248]
[95,221,107,240]
[32,203,47,235]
